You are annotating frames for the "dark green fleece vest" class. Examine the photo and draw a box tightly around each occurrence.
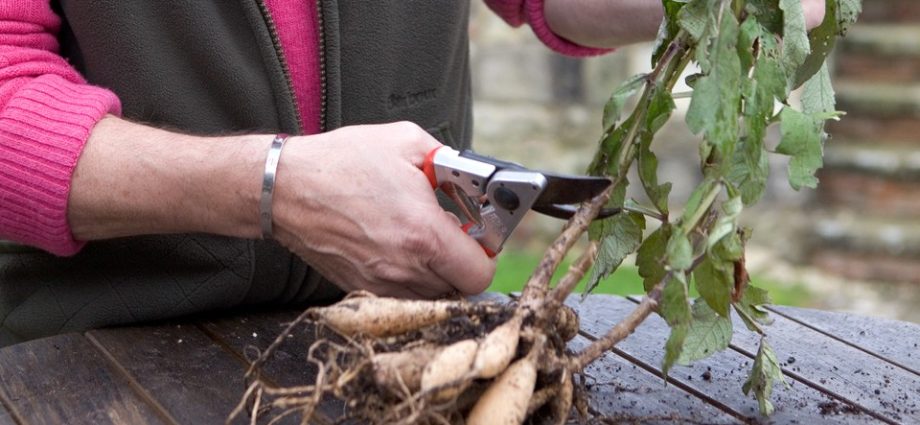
[0,0,472,346]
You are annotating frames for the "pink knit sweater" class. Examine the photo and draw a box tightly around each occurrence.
[0,0,609,256]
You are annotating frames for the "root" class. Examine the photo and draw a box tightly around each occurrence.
[231,189,669,425]
[549,241,599,305]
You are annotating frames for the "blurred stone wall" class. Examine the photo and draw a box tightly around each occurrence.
[810,0,920,283]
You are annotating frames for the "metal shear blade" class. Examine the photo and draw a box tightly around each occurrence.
[423,147,621,256]
[532,173,621,219]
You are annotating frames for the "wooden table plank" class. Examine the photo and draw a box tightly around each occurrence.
[769,305,920,376]
[87,323,253,425]
[571,296,882,424]
[0,333,168,425]
[722,304,920,424]
[568,336,737,424]
[0,401,17,425]
[198,310,319,388]
[199,309,345,423]
[0,414,14,425]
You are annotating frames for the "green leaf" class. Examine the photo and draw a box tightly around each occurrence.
[729,32,784,205]
[737,16,762,73]
[727,140,769,205]
[639,140,673,217]
[588,116,633,177]
[693,256,733,317]
[714,228,745,262]
[678,0,716,42]
[638,87,676,216]
[585,212,645,294]
[637,224,672,292]
[646,85,676,133]
[734,285,774,332]
[686,10,742,153]
[679,177,718,225]
[745,0,783,34]
[779,0,811,82]
[795,0,863,86]
[708,196,743,249]
[836,0,862,35]
[794,0,839,86]
[666,230,693,271]
[678,300,733,364]
[801,63,836,114]
[660,272,691,376]
[742,338,788,416]
[603,74,647,132]
[652,0,688,66]
[776,107,824,190]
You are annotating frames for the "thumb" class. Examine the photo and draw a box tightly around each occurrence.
[427,215,497,295]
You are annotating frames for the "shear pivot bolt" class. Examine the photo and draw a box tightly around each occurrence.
[493,187,520,211]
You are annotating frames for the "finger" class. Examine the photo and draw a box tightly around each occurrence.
[803,0,826,30]
[427,214,497,295]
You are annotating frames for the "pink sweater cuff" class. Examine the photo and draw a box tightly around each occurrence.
[485,0,614,57]
[0,74,121,256]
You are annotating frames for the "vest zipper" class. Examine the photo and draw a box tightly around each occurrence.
[315,0,328,132]
[255,0,304,133]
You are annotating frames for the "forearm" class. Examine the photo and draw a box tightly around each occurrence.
[543,0,663,49]
[544,0,825,48]
[68,116,270,241]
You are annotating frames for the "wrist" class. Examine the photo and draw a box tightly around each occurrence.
[188,133,274,239]
[68,117,273,240]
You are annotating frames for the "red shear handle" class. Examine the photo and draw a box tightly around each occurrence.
[423,147,497,258]
[422,146,444,189]
[462,222,497,258]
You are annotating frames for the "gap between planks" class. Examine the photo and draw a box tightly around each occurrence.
[574,328,757,424]
[0,385,25,425]
[195,322,337,425]
[624,295,900,425]
[765,305,920,378]
[84,332,182,425]
[506,292,752,423]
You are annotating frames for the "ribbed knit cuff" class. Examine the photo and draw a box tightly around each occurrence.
[484,0,614,57]
[523,0,614,57]
[0,74,121,256]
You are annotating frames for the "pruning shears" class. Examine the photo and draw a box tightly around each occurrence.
[422,146,620,257]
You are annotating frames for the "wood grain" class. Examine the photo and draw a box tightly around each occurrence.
[87,323,251,425]
[199,309,345,424]
[769,305,920,376]
[0,402,18,425]
[568,335,737,424]
[0,333,167,425]
[573,295,883,424]
[725,303,920,424]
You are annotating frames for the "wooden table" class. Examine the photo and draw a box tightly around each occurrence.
[0,294,917,424]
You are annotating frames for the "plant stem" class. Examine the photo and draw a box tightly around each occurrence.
[520,33,691,309]
[571,253,707,371]
[548,241,599,304]
[519,187,612,305]
[682,181,723,234]
[572,279,666,372]
[623,203,666,222]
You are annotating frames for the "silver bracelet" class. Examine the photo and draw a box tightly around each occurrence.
[260,134,289,239]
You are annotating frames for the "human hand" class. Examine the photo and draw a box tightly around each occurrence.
[271,122,496,299]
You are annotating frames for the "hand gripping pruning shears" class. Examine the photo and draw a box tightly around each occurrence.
[422,147,620,257]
